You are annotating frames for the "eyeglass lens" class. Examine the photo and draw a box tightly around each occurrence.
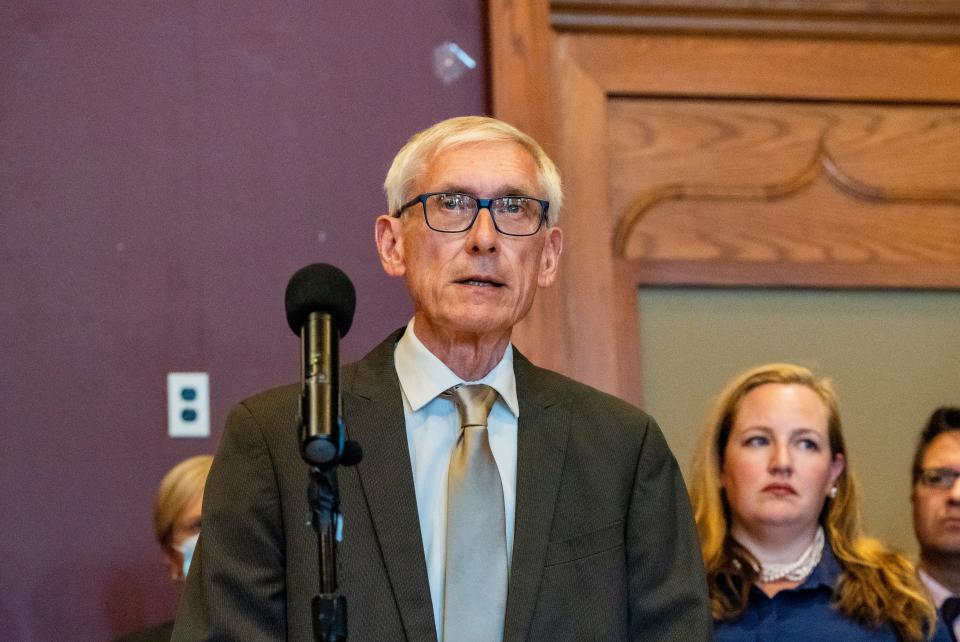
[424,193,542,235]
[922,467,960,488]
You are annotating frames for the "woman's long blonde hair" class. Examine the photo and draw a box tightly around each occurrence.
[689,363,937,641]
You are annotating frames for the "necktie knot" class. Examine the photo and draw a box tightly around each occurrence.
[443,384,498,428]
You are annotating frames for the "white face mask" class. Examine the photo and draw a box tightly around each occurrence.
[175,532,200,578]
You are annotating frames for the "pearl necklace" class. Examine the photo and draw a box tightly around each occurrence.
[757,526,825,583]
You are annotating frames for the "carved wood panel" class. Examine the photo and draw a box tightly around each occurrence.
[609,100,960,286]
[489,0,960,400]
[550,0,960,40]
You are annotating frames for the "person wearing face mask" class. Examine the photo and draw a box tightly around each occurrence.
[689,363,947,641]
[115,454,213,642]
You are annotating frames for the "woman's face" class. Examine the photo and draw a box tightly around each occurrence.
[163,491,203,582]
[720,383,845,539]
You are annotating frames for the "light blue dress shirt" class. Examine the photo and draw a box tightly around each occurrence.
[393,318,519,642]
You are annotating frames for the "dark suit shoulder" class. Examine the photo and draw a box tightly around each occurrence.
[113,619,174,642]
[233,382,299,415]
[217,384,302,457]
[517,355,656,434]
[228,328,402,414]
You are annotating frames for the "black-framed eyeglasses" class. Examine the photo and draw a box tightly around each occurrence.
[919,467,960,489]
[394,192,549,236]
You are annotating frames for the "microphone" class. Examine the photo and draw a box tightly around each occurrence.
[285,263,358,468]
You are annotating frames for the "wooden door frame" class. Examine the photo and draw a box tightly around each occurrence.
[489,0,960,404]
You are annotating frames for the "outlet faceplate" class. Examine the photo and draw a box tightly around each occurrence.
[167,372,210,438]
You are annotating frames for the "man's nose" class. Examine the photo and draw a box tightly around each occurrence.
[948,475,960,502]
[466,207,499,252]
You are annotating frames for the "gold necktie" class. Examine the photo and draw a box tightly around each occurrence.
[441,384,507,642]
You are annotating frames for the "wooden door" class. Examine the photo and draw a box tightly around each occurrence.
[489,1,960,403]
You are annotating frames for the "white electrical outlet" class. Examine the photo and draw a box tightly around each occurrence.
[167,372,210,438]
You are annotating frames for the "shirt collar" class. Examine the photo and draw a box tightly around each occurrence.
[393,318,520,416]
[797,539,841,591]
[920,567,954,608]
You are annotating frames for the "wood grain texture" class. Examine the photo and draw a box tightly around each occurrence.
[566,34,960,102]
[551,0,960,40]
[489,0,554,145]
[609,100,960,287]
[553,43,639,397]
[487,0,564,370]
[489,0,960,397]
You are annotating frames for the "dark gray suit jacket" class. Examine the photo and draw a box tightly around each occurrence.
[172,330,711,641]
[115,620,174,642]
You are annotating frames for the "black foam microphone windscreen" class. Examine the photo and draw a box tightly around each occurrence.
[284,263,357,338]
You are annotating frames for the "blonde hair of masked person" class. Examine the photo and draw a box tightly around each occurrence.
[154,454,213,581]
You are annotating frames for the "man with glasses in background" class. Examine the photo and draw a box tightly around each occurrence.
[913,407,960,641]
[172,116,710,641]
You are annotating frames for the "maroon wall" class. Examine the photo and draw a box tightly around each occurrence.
[0,2,485,639]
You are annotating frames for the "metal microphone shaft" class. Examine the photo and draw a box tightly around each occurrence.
[301,311,340,467]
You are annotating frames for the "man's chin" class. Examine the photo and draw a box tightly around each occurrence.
[440,311,515,338]
[925,544,960,560]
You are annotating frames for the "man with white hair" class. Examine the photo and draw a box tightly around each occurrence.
[173,116,711,641]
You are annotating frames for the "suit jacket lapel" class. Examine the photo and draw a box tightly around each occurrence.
[503,352,570,642]
[344,332,438,642]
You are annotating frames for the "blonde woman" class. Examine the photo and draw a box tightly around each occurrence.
[155,454,213,583]
[690,363,945,641]
[115,455,213,642]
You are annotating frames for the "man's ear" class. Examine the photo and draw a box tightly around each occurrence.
[537,226,563,288]
[375,215,406,277]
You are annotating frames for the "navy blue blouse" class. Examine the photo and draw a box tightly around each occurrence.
[713,545,951,642]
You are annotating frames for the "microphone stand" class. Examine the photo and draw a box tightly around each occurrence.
[299,313,362,642]
[305,429,363,642]
[306,456,348,642]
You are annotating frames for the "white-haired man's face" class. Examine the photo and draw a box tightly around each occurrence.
[375,140,562,347]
